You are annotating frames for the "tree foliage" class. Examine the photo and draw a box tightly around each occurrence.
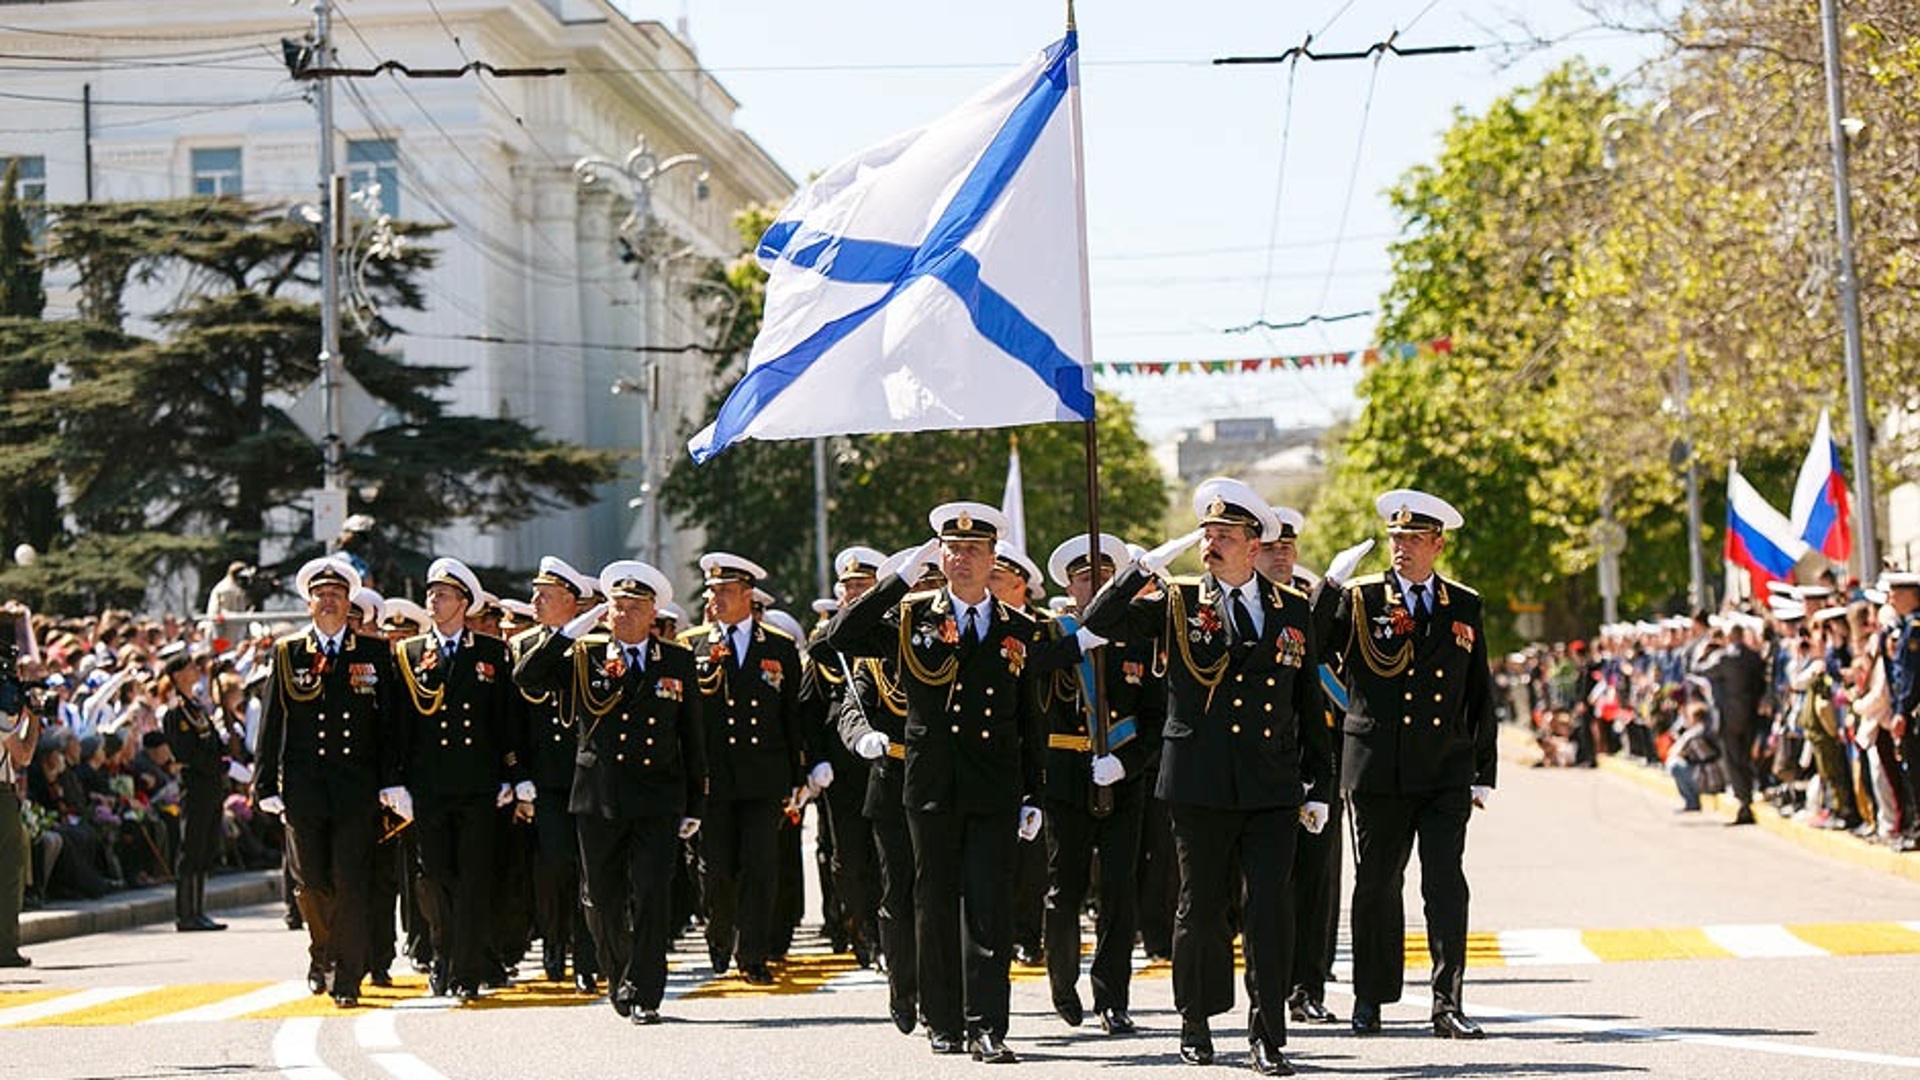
[661,206,1169,602]
[0,198,620,611]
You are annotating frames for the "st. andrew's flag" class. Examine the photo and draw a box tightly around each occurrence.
[688,33,1094,463]
[1725,460,1809,596]
[1788,408,1853,563]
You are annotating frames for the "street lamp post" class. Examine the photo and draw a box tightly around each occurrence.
[1602,101,1719,612]
[575,136,710,567]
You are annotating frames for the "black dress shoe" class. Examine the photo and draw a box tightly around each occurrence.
[575,972,600,995]
[1054,991,1084,1027]
[891,1001,918,1035]
[1012,943,1043,967]
[306,966,328,995]
[632,1006,662,1025]
[1289,996,1337,1024]
[427,968,448,997]
[1729,807,1757,826]
[741,963,775,986]
[332,993,358,1008]
[968,1031,1018,1064]
[1098,1007,1136,1035]
[1179,1020,1214,1065]
[369,970,393,988]
[1432,1010,1485,1039]
[1249,1038,1295,1077]
[928,1031,966,1055]
[708,946,731,975]
[610,990,633,1018]
[198,915,229,931]
[284,911,304,931]
[1351,999,1382,1035]
[454,985,481,1003]
[0,953,29,969]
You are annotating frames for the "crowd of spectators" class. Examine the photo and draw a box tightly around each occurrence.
[1507,568,1919,848]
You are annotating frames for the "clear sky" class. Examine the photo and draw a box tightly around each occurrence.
[625,1,1658,441]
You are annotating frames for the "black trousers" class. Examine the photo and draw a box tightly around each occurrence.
[413,794,497,988]
[1011,816,1048,955]
[532,793,596,976]
[700,797,781,967]
[870,800,917,1015]
[1287,795,1343,1002]
[490,806,534,968]
[578,813,678,1011]
[907,805,1018,1039]
[176,774,224,875]
[284,801,377,994]
[1045,782,1146,1011]
[822,779,878,948]
[1722,722,1757,809]
[1348,786,1472,1014]
[1135,790,1177,958]
[366,824,402,975]
[1169,803,1298,1048]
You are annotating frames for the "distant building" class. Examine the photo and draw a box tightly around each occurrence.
[0,0,792,602]
[1172,416,1326,486]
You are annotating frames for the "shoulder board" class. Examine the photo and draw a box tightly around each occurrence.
[1168,574,1204,589]
[1348,573,1388,587]
[576,632,612,649]
[677,624,715,647]
[508,625,544,649]
[275,631,310,648]
[901,588,941,603]
[399,632,431,650]
[1272,579,1308,602]
[1442,577,1479,598]
[758,621,795,643]
[652,635,693,658]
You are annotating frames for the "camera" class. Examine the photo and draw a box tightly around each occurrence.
[0,623,49,719]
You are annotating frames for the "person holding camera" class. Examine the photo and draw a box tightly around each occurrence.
[1,599,41,967]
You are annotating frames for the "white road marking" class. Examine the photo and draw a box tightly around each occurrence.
[0,985,155,1026]
[1497,927,1602,966]
[1327,986,1920,1070]
[272,1016,348,1080]
[369,1052,454,1080]
[355,1008,400,1048]
[148,980,312,1023]
[1703,923,1829,959]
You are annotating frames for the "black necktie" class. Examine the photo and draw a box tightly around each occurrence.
[441,638,457,661]
[627,646,645,677]
[324,640,338,660]
[1230,587,1258,646]
[1410,583,1431,635]
[962,606,981,644]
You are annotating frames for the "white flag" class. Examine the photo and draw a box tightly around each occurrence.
[1001,436,1026,551]
[689,34,1093,463]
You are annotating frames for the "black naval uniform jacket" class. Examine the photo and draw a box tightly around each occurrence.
[514,632,706,822]
[1314,573,1496,795]
[678,621,806,803]
[822,575,1083,816]
[166,697,227,784]
[390,630,527,803]
[838,656,909,821]
[509,627,576,793]
[804,630,871,800]
[1038,614,1164,808]
[1079,566,1330,810]
[255,628,399,817]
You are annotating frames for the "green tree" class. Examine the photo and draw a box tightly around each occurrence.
[0,198,620,610]
[662,206,1168,602]
[0,158,56,560]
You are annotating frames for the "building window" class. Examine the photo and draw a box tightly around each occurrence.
[1,156,44,203]
[347,139,399,217]
[191,147,243,197]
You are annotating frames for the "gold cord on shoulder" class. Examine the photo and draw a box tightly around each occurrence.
[1351,583,1412,678]
[898,600,957,686]
[394,642,446,716]
[1167,585,1229,690]
[275,640,325,705]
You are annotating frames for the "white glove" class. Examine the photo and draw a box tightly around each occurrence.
[514,780,537,804]
[677,817,701,840]
[379,786,414,823]
[895,537,942,585]
[1322,538,1376,588]
[854,731,890,760]
[808,761,835,792]
[1073,626,1108,652]
[496,782,514,808]
[561,602,610,639]
[1090,754,1124,787]
[1017,805,1043,841]
[1299,801,1329,834]
[257,794,285,816]
[1139,529,1203,577]
[1471,785,1493,810]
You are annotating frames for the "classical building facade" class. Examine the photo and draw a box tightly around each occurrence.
[0,0,791,601]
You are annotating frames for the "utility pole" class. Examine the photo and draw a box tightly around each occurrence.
[1819,0,1879,580]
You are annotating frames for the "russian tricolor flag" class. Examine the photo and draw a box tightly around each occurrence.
[1788,408,1853,563]
[1726,461,1809,597]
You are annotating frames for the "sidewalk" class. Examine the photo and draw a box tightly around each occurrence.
[1498,722,1920,886]
[18,868,283,947]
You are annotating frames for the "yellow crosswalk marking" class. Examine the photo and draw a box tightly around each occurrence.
[1582,927,1732,962]
[1786,921,1920,956]
[0,989,71,1012]
[681,952,862,999]
[1403,931,1505,968]
[17,983,271,1027]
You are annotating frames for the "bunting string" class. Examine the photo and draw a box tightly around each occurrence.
[1090,338,1451,377]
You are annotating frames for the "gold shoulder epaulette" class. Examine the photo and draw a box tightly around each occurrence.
[1274,579,1309,602]
[758,620,795,642]
[1348,573,1388,587]
[1168,574,1204,588]
[677,624,715,647]
[275,630,309,648]
[653,635,692,658]
[1444,577,1480,597]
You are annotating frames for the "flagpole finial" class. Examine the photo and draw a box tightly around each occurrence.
[1066,0,1076,32]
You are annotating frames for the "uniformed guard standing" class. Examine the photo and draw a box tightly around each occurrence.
[1038,533,1163,1036]
[253,557,398,1008]
[680,553,807,986]
[1313,488,1496,1040]
[510,556,602,992]
[1255,506,1346,1027]
[824,503,1097,1063]
[805,546,888,969]
[387,558,528,1002]
[1078,478,1331,1077]
[162,647,227,932]
[514,560,705,1025]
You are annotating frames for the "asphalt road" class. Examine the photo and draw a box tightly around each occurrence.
[8,745,1920,1079]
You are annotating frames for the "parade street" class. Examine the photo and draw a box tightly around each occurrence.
[2,734,1916,1080]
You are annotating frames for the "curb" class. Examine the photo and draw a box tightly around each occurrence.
[19,869,283,946]
[1499,723,1920,886]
